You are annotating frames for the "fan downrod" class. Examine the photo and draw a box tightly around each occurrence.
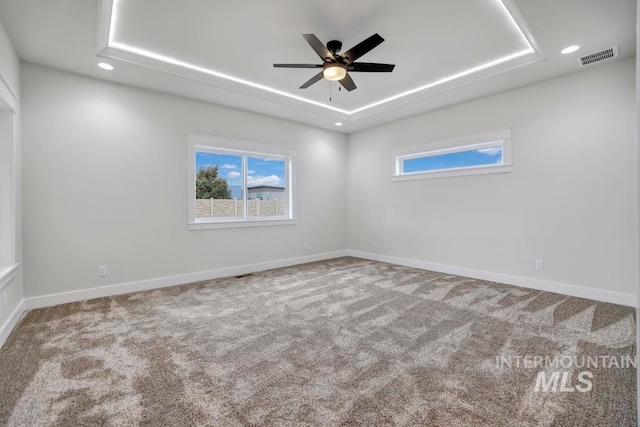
[326,40,342,55]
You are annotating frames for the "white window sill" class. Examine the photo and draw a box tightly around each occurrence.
[0,263,19,291]
[189,218,297,230]
[392,164,512,181]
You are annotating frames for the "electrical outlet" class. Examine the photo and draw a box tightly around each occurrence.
[535,260,544,270]
[98,265,108,277]
[371,240,376,248]
[304,242,309,250]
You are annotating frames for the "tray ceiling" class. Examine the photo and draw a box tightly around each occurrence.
[0,0,636,132]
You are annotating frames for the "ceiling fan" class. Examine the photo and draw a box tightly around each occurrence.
[274,33,395,92]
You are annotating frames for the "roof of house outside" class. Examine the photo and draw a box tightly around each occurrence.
[247,186,285,191]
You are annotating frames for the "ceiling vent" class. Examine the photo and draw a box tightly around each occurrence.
[578,46,618,67]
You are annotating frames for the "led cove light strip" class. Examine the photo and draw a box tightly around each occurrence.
[107,0,534,117]
[109,41,350,114]
[495,0,534,50]
[349,48,533,114]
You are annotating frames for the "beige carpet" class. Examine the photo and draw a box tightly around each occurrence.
[0,257,636,426]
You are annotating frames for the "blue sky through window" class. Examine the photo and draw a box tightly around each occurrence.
[403,146,502,174]
[196,152,285,198]
[247,157,285,188]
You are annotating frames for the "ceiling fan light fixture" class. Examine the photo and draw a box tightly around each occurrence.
[323,63,347,81]
[274,33,393,91]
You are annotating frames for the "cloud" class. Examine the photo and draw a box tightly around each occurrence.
[227,171,241,178]
[248,170,256,174]
[220,163,237,169]
[248,175,281,187]
[477,147,502,156]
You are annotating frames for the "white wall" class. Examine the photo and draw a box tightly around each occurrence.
[21,63,347,299]
[0,18,22,339]
[348,57,638,300]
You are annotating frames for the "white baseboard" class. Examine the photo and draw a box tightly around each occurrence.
[24,250,349,310]
[347,250,636,307]
[0,299,25,348]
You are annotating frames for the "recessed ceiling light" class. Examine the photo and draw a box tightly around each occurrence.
[561,45,580,55]
[97,62,114,71]
[334,122,343,126]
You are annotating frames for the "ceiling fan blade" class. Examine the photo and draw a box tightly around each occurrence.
[274,64,322,68]
[302,34,335,62]
[338,73,357,92]
[341,33,385,64]
[299,72,324,89]
[349,62,395,72]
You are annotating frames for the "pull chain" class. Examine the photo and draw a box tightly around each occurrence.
[329,82,342,101]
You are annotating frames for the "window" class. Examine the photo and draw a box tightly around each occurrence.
[392,128,512,181]
[0,79,18,291]
[188,134,296,229]
[0,110,13,267]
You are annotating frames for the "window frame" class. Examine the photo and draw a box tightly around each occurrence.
[391,128,512,181]
[188,133,296,230]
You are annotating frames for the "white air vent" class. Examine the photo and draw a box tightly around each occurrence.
[578,46,618,67]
